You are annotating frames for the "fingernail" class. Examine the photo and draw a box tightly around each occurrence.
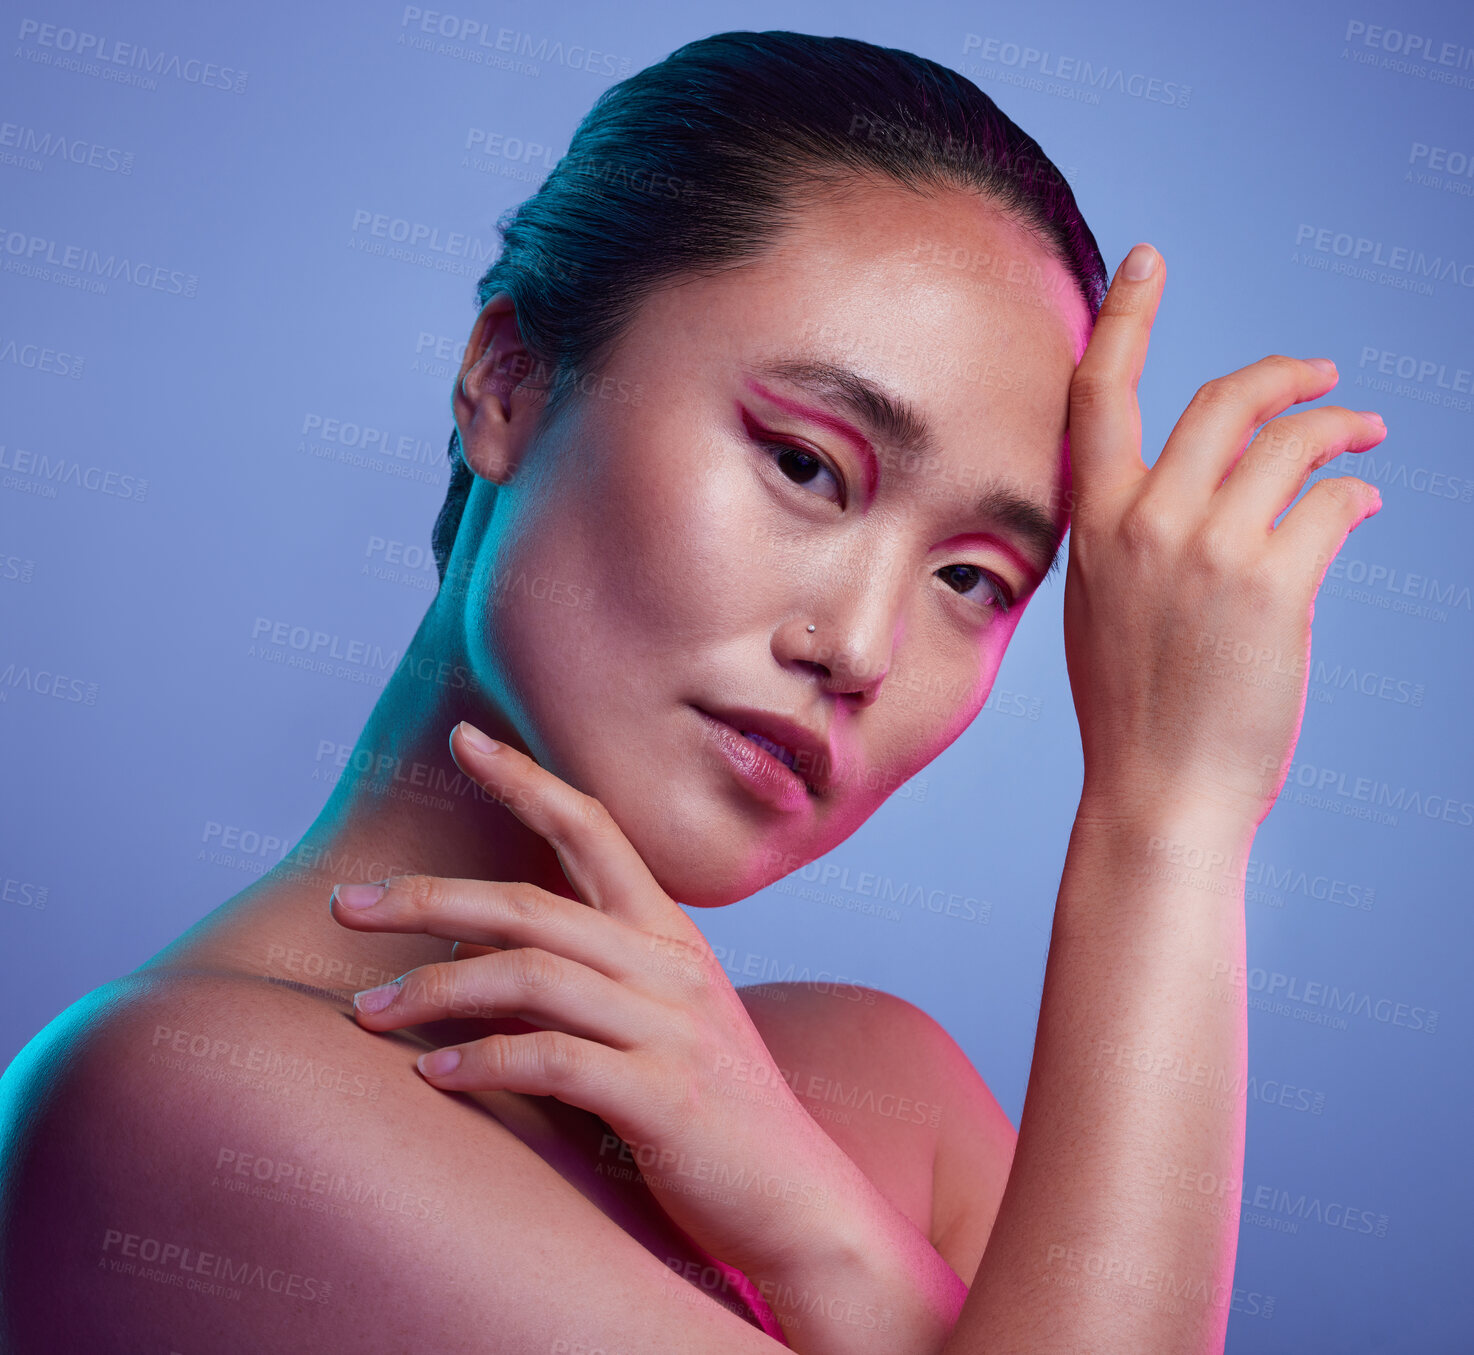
[353,979,401,1014]
[333,880,387,910]
[1358,410,1385,428]
[1122,243,1158,281]
[418,1048,462,1077]
[456,721,501,756]
[1306,358,1338,375]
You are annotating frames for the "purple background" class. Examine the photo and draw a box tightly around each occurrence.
[2,2,1471,1349]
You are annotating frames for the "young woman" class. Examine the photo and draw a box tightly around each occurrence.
[0,30,1385,1355]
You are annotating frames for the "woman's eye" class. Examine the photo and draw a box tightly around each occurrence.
[761,441,843,504]
[936,563,1014,614]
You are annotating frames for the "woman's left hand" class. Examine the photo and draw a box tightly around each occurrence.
[328,720,869,1280]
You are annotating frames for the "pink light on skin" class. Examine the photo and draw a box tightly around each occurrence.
[738,376,1056,594]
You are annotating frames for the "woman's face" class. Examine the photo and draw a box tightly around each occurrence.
[457,180,1091,906]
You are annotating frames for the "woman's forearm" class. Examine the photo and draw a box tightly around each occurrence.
[944,791,1253,1353]
[747,791,1253,1355]
[741,1142,969,1354]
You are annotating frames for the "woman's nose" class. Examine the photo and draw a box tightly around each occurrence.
[777,569,904,704]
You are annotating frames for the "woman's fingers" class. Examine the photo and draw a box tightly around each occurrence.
[352,950,657,1049]
[413,1027,636,1116]
[330,873,636,980]
[451,941,502,961]
[1066,242,1165,515]
[448,722,674,932]
[1214,404,1387,530]
[1148,354,1344,502]
[1267,473,1383,589]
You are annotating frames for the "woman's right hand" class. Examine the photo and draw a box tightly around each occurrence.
[1060,243,1387,830]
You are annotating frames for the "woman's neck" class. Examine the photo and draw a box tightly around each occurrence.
[139,596,579,990]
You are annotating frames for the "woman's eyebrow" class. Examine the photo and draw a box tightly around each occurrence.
[972,484,1067,582]
[742,357,1065,579]
[746,357,934,466]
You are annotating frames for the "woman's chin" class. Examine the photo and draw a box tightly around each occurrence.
[643,850,769,909]
[628,828,796,909]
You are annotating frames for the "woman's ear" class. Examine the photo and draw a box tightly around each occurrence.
[452,291,545,485]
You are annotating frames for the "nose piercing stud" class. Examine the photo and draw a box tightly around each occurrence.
[807,624,816,632]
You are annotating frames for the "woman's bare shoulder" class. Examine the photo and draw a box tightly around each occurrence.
[732,981,949,1230]
[737,980,1016,1279]
[0,969,779,1354]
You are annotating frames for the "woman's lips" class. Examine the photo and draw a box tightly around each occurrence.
[741,729,797,770]
[692,708,814,812]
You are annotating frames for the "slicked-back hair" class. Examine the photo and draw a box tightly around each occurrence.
[431,29,1107,584]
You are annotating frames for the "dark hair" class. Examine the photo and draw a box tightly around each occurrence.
[431,29,1107,584]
